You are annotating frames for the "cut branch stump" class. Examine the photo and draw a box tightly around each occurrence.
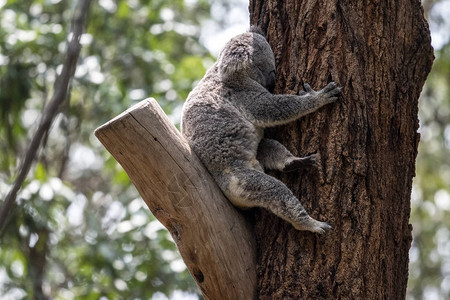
[95,98,256,300]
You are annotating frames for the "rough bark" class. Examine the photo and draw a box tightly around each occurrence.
[95,99,256,300]
[249,0,434,299]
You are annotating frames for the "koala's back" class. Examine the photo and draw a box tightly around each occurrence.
[181,65,262,175]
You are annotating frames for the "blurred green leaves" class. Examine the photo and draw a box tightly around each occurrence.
[407,4,450,299]
[0,0,217,298]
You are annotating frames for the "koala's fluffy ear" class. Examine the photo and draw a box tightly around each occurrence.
[249,25,266,37]
[218,35,253,81]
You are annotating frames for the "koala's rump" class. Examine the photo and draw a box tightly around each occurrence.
[182,100,261,174]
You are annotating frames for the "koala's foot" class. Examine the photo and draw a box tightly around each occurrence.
[292,217,332,234]
[282,154,318,172]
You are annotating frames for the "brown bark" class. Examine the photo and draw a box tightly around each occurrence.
[249,0,433,299]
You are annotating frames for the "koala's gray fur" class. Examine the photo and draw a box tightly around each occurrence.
[181,27,341,233]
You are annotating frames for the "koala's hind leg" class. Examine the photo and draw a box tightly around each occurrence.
[223,167,331,234]
[257,138,317,172]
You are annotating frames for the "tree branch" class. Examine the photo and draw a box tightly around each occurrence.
[95,99,256,300]
[0,0,92,234]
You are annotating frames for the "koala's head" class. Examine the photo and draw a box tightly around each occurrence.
[218,27,276,92]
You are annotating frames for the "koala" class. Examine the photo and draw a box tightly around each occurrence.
[181,27,341,234]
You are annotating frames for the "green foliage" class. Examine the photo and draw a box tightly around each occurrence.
[0,0,219,298]
[408,43,450,299]
[407,3,450,298]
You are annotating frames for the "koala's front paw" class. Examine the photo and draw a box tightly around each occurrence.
[303,82,342,104]
[282,154,318,172]
[318,81,342,103]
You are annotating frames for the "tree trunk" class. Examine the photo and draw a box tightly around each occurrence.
[249,0,433,299]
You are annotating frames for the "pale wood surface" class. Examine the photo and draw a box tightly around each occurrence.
[95,98,256,300]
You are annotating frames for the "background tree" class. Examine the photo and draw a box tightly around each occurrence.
[249,0,433,298]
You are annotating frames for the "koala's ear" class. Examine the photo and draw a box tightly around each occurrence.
[249,25,266,37]
[218,39,252,81]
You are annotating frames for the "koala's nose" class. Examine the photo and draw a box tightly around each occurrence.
[267,70,276,93]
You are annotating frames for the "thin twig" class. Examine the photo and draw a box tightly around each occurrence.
[0,0,92,235]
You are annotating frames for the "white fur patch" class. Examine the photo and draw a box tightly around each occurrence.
[227,175,251,209]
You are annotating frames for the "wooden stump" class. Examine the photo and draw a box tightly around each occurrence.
[95,98,256,300]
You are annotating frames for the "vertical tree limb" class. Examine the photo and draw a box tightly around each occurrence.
[250,0,434,298]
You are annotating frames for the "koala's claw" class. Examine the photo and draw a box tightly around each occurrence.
[283,154,318,172]
[322,82,341,98]
[302,82,342,104]
[294,219,332,234]
[313,221,332,234]
[319,83,341,104]
[303,83,314,93]
[322,81,337,92]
